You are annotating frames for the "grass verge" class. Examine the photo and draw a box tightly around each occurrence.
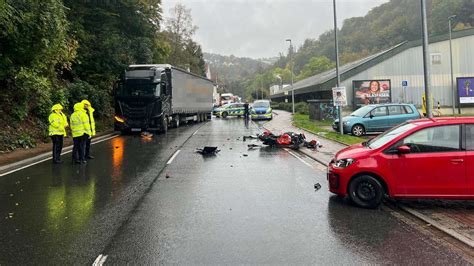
[292,114,363,145]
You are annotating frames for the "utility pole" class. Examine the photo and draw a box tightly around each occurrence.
[286,39,295,114]
[448,15,457,114]
[333,0,343,134]
[421,0,432,118]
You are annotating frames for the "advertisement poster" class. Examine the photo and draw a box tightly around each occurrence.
[457,77,474,104]
[332,87,347,107]
[353,80,391,107]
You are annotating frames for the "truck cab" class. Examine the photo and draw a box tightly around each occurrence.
[114,65,170,133]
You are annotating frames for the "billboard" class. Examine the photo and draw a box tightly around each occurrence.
[353,80,391,107]
[457,77,474,105]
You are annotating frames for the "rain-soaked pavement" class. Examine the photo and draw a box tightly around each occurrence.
[0,118,468,264]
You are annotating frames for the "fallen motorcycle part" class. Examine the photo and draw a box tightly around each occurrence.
[314,183,322,191]
[243,135,258,141]
[196,146,220,155]
[304,140,323,149]
[247,144,262,149]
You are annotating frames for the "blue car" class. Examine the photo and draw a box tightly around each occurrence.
[333,103,421,136]
[251,100,272,120]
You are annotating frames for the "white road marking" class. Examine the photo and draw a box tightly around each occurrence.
[192,129,199,136]
[92,254,108,266]
[0,134,118,177]
[167,150,181,165]
[285,149,314,169]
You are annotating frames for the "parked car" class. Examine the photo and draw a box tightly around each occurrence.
[327,117,474,208]
[251,100,272,120]
[214,103,245,118]
[332,103,421,136]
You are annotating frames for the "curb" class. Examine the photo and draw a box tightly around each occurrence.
[399,205,474,248]
[0,132,119,176]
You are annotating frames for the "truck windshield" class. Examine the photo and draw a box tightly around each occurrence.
[117,83,158,97]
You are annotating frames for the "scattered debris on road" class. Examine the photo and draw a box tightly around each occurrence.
[304,140,323,150]
[196,146,220,155]
[314,183,321,191]
[243,135,258,141]
[247,144,262,149]
[141,131,153,140]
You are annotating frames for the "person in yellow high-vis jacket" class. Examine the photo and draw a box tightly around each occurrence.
[49,104,68,164]
[70,102,91,164]
[81,99,96,159]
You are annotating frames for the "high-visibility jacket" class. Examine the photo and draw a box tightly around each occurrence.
[48,112,68,136]
[85,107,96,136]
[70,104,92,138]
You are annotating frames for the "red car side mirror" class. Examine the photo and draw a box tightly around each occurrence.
[397,145,411,154]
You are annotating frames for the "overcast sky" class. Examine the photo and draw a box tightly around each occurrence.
[162,0,389,59]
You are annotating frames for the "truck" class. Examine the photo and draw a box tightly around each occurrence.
[114,64,214,133]
[219,93,237,106]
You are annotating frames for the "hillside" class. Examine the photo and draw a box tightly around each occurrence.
[289,0,474,74]
[204,53,276,96]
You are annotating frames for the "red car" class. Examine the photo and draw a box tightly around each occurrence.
[327,117,474,208]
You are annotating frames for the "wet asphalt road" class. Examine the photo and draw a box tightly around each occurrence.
[0,118,468,264]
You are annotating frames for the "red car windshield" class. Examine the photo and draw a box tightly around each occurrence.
[367,122,417,149]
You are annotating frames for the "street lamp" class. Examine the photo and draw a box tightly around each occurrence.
[420,0,433,118]
[286,39,295,114]
[448,15,457,114]
[333,0,343,135]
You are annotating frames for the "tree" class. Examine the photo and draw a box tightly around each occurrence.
[164,3,205,74]
[296,56,335,81]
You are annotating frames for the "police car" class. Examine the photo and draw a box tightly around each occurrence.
[214,103,245,118]
[250,100,272,120]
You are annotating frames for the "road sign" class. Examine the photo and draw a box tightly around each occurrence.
[332,87,347,107]
[284,91,289,96]
[401,80,408,102]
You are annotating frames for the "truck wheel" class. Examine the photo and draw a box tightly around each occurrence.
[222,112,228,118]
[161,116,168,133]
[171,115,180,128]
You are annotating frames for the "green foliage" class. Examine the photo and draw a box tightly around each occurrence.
[14,68,53,122]
[164,3,206,75]
[16,133,36,149]
[296,56,334,81]
[431,0,473,34]
[292,114,363,145]
[273,102,309,115]
[0,0,205,152]
[66,80,111,117]
[294,102,309,115]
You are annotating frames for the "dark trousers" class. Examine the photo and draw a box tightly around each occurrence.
[51,135,63,163]
[72,135,87,162]
[85,136,92,157]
